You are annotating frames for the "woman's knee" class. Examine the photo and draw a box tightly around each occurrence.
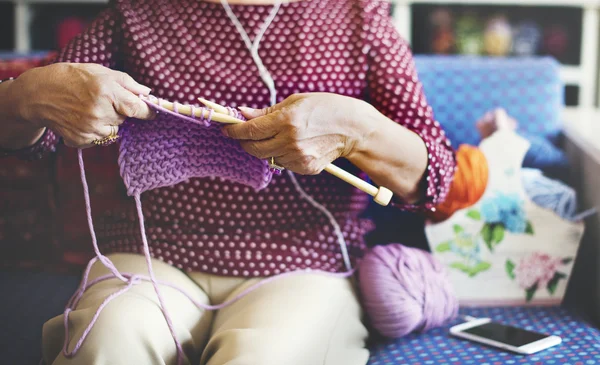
[202,327,368,365]
[43,293,201,365]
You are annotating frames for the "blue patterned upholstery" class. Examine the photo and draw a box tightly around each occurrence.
[368,306,600,365]
[413,56,563,147]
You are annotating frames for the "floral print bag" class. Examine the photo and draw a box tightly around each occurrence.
[426,129,584,305]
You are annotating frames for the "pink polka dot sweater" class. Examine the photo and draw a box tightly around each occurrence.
[4,0,456,276]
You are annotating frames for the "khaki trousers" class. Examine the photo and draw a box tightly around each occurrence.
[42,253,369,365]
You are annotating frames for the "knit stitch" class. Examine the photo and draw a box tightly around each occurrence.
[119,98,274,196]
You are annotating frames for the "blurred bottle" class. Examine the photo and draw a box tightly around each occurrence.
[543,24,568,59]
[429,8,455,54]
[512,21,542,57]
[455,12,483,55]
[483,15,512,57]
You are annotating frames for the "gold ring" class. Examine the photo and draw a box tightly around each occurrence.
[92,125,119,146]
[269,157,284,173]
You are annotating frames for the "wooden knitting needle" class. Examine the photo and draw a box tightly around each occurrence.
[142,96,244,124]
[197,98,394,206]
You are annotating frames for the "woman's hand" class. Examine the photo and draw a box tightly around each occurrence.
[5,63,154,149]
[224,92,429,204]
[223,93,374,175]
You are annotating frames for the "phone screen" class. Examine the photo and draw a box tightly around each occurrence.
[462,322,548,347]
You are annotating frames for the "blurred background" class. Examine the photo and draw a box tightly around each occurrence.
[1,0,599,107]
[390,0,600,108]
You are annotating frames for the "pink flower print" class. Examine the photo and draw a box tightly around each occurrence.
[514,252,562,289]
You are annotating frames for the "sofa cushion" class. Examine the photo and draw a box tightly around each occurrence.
[414,56,563,147]
[368,306,600,365]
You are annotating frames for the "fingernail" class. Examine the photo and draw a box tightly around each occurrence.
[238,106,255,115]
[141,85,152,95]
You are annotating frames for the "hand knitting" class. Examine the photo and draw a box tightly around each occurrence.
[119,98,274,196]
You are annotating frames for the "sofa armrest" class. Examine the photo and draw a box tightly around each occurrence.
[562,107,600,324]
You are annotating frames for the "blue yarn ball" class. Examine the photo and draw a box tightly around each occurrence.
[522,134,569,169]
[521,168,578,221]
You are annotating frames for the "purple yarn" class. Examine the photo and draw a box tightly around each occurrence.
[118,98,273,196]
[358,244,459,338]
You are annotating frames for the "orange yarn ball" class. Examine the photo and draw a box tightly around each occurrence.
[430,145,489,222]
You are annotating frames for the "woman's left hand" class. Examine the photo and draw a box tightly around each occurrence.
[223,93,373,175]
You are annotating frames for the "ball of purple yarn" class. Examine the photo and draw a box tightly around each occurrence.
[358,244,459,338]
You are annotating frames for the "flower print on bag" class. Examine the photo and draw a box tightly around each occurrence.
[506,252,573,301]
[435,225,492,277]
[467,191,534,251]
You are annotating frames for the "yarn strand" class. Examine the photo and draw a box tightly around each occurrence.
[134,194,185,365]
[64,143,356,362]
[77,150,127,282]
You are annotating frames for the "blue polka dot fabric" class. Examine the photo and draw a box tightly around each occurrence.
[413,56,563,148]
[368,307,600,365]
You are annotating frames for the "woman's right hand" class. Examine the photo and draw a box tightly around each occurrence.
[11,62,154,148]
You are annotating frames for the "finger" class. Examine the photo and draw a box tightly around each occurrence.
[238,106,274,119]
[279,155,329,175]
[239,137,289,159]
[273,153,300,167]
[113,71,152,96]
[238,95,300,119]
[96,124,119,139]
[99,112,127,128]
[272,157,308,175]
[63,128,110,149]
[88,124,120,147]
[223,115,281,141]
[112,87,156,120]
[63,133,95,149]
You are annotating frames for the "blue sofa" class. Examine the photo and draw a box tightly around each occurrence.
[2,56,600,365]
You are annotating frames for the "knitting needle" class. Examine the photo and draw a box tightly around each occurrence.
[197,98,394,206]
[142,96,243,124]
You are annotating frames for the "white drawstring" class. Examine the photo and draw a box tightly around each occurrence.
[220,0,280,106]
[220,0,352,272]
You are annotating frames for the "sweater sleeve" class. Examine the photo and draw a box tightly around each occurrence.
[0,6,122,160]
[363,1,456,213]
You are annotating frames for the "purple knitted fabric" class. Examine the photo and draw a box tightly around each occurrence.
[118,99,274,196]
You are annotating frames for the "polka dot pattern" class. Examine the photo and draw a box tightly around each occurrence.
[14,0,455,276]
[368,306,600,365]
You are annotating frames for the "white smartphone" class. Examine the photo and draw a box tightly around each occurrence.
[450,318,562,355]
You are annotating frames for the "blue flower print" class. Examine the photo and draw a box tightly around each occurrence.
[469,191,534,252]
[480,192,527,233]
[480,200,501,222]
[505,211,527,233]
